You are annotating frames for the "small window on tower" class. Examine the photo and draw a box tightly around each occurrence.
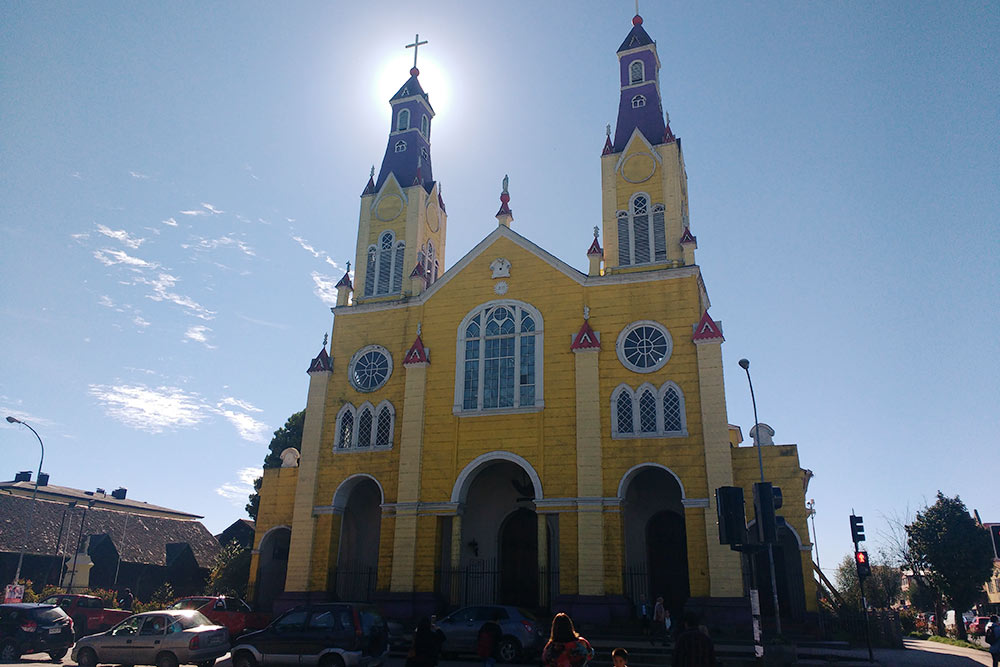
[397,109,410,132]
[395,140,407,153]
[631,95,646,109]
[629,60,644,84]
[421,115,429,137]
[421,147,429,161]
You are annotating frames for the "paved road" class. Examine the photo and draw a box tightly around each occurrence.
[12,642,996,667]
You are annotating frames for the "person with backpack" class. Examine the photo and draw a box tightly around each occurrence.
[542,612,594,667]
[986,615,1000,667]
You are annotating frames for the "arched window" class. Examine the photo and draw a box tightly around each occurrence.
[397,109,410,131]
[612,386,634,436]
[618,194,666,266]
[420,147,429,161]
[638,386,657,433]
[375,401,394,447]
[631,95,646,108]
[610,381,687,439]
[356,404,374,447]
[629,60,644,84]
[336,405,354,449]
[660,381,686,434]
[455,301,543,413]
[394,140,407,153]
[421,114,429,137]
[365,232,403,296]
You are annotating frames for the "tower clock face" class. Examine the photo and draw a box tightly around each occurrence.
[426,208,440,233]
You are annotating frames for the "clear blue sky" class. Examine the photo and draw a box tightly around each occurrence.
[2,1,997,577]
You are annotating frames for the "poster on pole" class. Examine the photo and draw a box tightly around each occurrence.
[4,584,25,603]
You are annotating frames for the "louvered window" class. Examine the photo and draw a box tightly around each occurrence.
[392,242,405,293]
[421,114,429,137]
[618,212,631,266]
[633,214,650,263]
[629,61,644,84]
[356,407,373,447]
[653,205,666,261]
[364,247,376,296]
[620,196,665,266]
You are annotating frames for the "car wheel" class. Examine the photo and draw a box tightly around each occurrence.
[48,648,68,661]
[155,652,179,667]
[0,640,20,664]
[319,655,345,667]
[76,647,98,667]
[232,651,257,667]
[496,637,521,664]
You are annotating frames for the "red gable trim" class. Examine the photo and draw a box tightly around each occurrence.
[691,311,724,343]
[587,237,603,256]
[403,335,429,365]
[680,228,697,245]
[409,260,426,279]
[307,347,333,373]
[571,320,601,350]
[602,136,614,156]
[335,272,353,289]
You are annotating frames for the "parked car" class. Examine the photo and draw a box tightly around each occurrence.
[0,602,75,662]
[231,602,388,667]
[968,616,991,636]
[72,610,229,667]
[169,596,271,638]
[40,593,131,638]
[435,605,544,663]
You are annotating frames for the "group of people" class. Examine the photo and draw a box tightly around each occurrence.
[636,593,672,645]
[407,609,716,667]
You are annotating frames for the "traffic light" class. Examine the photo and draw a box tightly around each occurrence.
[753,482,781,544]
[716,486,747,545]
[855,550,872,581]
[850,515,865,545]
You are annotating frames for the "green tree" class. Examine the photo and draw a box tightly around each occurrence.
[208,541,252,598]
[833,553,901,610]
[906,492,993,641]
[246,410,304,520]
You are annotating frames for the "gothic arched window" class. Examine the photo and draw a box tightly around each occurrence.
[397,109,410,132]
[394,140,407,153]
[661,381,686,434]
[356,404,374,448]
[612,386,634,436]
[365,232,403,296]
[455,301,543,413]
[421,114,429,137]
[631,95,646,108]
[629,60,644,84]
[618,194,666,266]
[375,401,394,447]
[610,381,687,439]
[638,386,657,433]
[336,405,354,449]
[333,401,396,450]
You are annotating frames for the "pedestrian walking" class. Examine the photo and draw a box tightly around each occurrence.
[542,612,594,667]
[117,588,133,611]
[636,594,651,637]
[407,617,444,667]
[986,615,1000,667]
[671,611,715,667]
[652,596,666,646]
[476,612,503,667]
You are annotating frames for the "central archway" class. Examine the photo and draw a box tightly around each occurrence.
[333,475,383,601]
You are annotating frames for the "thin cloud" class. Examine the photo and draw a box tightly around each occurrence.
[184,325,216,348]
[93,248,159,269]
[133,316,151,328]
[138,273,216,320]
[129,171,150,180]
[219,397,262,413]
[88,384,209,433]
[236,313,288,330]
[215,466,263,505]
[96,224,144,249]
[186,235,256,257]
[292,235,322,258]
[162,217,178,227]
[201,203,224,215]
[311,272,339,306]
[179,209,208,217]
[98,295,115,308]
[218,410,269,444]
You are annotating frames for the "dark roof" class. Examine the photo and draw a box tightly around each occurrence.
[0,481,201,519]
[618,23,654,53]
[390,75,433,111]
[0,494,220,569]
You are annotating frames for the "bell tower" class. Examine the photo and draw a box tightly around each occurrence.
[600,14,694,274]
[353,35,448,303]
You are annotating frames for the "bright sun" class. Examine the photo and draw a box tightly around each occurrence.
[373,52,451,123]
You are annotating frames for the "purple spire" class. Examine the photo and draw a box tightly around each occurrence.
[374,72,436,192]
[612,16,667,153]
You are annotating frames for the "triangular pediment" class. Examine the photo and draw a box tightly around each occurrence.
[614,127,663,174]
[371,172,408,208]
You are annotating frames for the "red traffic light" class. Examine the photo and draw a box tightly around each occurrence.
[855,551,868,565]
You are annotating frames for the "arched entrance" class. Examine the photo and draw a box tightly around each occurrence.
[500,508,538,607]
[621,465,689,618]
[256,526,290,611]
[334,476,382,601]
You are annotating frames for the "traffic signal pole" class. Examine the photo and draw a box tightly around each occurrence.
[850,514,874,663]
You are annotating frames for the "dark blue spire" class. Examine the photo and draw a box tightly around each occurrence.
[612,15,667,153]
[375,73,435,191]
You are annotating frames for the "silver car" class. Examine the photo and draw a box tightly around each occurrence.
[436,605,544,663]
[72,610,229,667]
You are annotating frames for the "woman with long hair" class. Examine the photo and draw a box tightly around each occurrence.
[542,613,594,667]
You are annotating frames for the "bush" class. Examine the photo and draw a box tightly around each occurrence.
[899,609,917,634]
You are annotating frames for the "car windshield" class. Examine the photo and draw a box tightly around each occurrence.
[170,598,213,610]
[34,607,69,622]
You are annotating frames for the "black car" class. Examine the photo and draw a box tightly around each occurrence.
[0,603,75,662]
[231,603,387,667]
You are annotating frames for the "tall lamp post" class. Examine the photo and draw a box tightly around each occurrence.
[737,359,782,636]
[806,498,824,634]
[5,416,45,586]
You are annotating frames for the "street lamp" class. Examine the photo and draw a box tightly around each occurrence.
[737,359,782,635]
[5,416,45,587]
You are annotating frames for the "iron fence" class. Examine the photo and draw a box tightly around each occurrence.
[436,560,558,610]
[330,561,378,602]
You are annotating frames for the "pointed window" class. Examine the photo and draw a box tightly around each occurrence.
[421,114,429,137]
[434,260,439,282]
[392,241,405,293]
[613,387,634,436]
[456,301,543,414]
[375,402,394,447]
[377,232,393,294]
[619,194,664,266]
[336,405,354,449]
[631,95,646,109]
[629,60,644,84]
[394,140,407,153]
[426,241,436,285]
[397,109,410,132]
[367,231,402,297]
[356,405,373,448]
[364,246,377,296]
[421,147,429,161]
[662,382,685,433]
[611,381,686,439]
[638,387,657,433]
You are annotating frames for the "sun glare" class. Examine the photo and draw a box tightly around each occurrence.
[372,52,452,123]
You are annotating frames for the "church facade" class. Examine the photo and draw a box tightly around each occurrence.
[249,15,816,625]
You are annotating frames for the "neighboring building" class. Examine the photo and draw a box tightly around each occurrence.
[982,523,1000,611]
[249,14,816,624]
[216,519,256,550]
[0,474,220,600]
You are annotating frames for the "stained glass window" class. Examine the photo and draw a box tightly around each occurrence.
[458,303,540,412]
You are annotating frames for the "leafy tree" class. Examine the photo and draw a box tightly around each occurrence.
[833,553,901,610]
[246,410,304,520]
[906,492,993,641]
[906,577,940,612]
[207,541,251,598]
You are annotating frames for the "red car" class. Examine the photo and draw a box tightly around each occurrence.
[169,596,270,638]
[968,616,991,636]
[39,594,130,638]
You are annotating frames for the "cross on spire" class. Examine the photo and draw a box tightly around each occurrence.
[406,34,428,75]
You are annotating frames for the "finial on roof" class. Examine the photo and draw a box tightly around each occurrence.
[369,165,375,179]
[584,306,590,320]
[417,322,422,336]
[502,174,509,195]
[406,33,428,76]
[346,261,351,272]
[496,175,512,225]
[323,333,328,348]
[606,124,611,138]
[593,225,600,239]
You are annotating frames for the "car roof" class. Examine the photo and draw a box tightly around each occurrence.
[131,609,205,618]
[0,603,56,609]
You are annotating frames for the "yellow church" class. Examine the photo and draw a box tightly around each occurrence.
[249,14,816,627]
